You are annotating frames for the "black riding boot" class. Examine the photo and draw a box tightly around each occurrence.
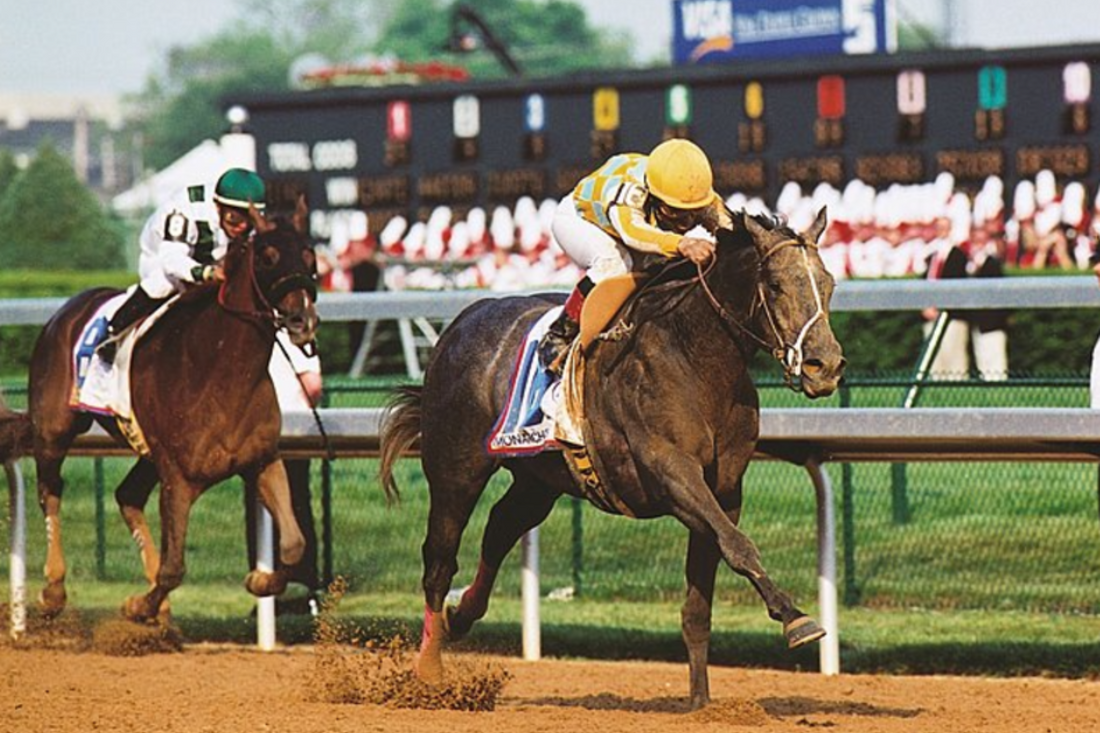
[537,309,580,376]
[97,287,165,364]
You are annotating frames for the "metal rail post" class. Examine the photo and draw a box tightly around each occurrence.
[521,527,541,660]
[805,457,840,675]
[94,458,106,579]
[254,501,276,651]
[6,460,26,640]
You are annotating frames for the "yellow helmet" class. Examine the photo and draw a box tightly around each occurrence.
[646,139,717,209]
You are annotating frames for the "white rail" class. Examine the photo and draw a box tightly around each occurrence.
[10,407,1099,670]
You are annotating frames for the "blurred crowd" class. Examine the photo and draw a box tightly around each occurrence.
[315,168,1100,294]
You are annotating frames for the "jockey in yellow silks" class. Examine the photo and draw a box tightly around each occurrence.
[539,138,731,372]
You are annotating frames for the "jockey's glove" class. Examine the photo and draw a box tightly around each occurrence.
[190,265,216,282]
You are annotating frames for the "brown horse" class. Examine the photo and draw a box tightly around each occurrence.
[0,205,319,623]
[379,208,845,708]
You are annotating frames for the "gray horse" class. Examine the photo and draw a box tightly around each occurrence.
[380,208,846,708]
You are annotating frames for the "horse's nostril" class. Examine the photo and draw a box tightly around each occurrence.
[803,358,824,376]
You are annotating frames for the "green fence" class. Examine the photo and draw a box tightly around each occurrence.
[4,373,1099,616]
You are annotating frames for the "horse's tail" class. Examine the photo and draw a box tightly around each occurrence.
[0,403,33,464]
[378,385,423,503]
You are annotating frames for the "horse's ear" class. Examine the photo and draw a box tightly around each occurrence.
[250,203,275,234]
[293,195,309,235]
[744,211,768,243]
[807,207,828,243]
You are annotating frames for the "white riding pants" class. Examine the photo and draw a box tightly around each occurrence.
[972,328,1008,382]
[551,196,633,284]
[923,318,970,381]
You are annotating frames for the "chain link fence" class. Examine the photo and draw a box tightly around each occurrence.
[4,373,1099,616]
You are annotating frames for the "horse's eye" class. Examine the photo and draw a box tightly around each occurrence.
[260,246,280,268]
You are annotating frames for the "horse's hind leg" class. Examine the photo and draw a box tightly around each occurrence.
[33,416,90,618]
[35,453,69,617]
[417,463,496,684]
[449,467,561,639]
[115,458,169,620]
[122,462,200,623]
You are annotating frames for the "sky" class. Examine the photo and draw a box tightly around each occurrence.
[2,0,1100,98]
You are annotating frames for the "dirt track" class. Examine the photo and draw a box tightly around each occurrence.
[2,642,1099,733]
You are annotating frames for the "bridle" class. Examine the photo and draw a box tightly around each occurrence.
[216,234,317,330]
[696,234,827,390]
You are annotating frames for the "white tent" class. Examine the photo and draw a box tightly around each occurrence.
[111,139,228,215]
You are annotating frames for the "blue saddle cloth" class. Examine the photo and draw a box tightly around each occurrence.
[485,306,563,457]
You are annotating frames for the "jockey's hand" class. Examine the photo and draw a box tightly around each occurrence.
[677,236,715,264]
[211,263,227,282]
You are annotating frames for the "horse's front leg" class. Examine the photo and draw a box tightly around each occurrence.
[115,458,170,621]
[243,459,304,598]
[123,464,200,623]
[683,528,721,709]
[681,478,745,709]
[650,442,825,650]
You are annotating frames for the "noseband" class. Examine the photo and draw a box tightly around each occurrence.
[697,235,826,391]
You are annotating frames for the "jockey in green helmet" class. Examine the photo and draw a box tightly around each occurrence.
[98,168,267,363]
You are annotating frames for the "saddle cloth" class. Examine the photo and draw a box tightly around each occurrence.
[485,306,584,457]
[70,288,174,451]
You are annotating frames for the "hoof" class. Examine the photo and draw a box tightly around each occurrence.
[416,651,445,685]
[784,616,826,649]
[37,583,67,619]
[122,594,159,624]
[445,605,473,640]
[245,570,288,597]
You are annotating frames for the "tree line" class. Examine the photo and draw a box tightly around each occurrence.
[0,144,127,271]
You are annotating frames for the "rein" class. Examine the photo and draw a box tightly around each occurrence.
[695,235,826,390]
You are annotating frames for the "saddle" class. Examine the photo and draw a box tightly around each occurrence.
[578,273,645,352]
[578,256,699,353]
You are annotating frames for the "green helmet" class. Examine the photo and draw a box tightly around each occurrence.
[213,168,266,210]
